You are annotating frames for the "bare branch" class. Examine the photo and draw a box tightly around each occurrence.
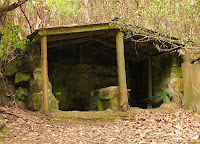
[19,5,35,33]
[0,0,29,13]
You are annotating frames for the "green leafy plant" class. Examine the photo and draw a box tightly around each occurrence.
[0,21,29,61]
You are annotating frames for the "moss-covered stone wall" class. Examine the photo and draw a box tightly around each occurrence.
[3,43,58,111]
[152,52,183,107]
[48,63,118,111]
[2,42,184,111]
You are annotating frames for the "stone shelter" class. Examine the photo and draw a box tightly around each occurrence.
[5,22,183,113]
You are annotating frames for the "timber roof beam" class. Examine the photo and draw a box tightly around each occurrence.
[38,23,117,36]
[47,30,116,42]
[48,36,94,48]
[94,37,150,58]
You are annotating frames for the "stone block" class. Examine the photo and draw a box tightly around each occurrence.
[28,93,42,111]
[19,56,41,72]
[171,92,183,105]
[5,61,19,76]
[90,86,120,111]
[16,87,28,101]
[171,77,182,92]
[16,99,27,110]
[171,67,182,78]
[48,93,59,111]
[29,80,41,94]
[28,68,58,111]
[15,72,31,83]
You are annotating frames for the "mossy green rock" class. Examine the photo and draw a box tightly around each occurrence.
[5,43,41,75]
[90,86,120,111]
[26,43,41,56]
[16,99,27,110]
[171,67,182,78]
[33,68,42,85]
[19,56,41,72]
[28,93,42,111]
[28,68,58,111]
[15,72,31,83]
[29,80,41,94]
[171,92,183,105]
[5,60,20,76]
[22,43,41,70]
[49,93,59,111]
[171,77,182,92]
[16,87,28,101]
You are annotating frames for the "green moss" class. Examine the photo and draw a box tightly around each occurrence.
[0,120,7,140]
[50,110,136,122]
[55,113,136,122]
[29,80,41,93]
[33,68,42,83]
[28,68,58,111]
[180,78,183,92]
[48,93,59,111]
[38,23,113,35]
[16,99,27,110]
[5,43,41,76]
[26,43,41,56]
[16,87,28,101]
[16,43,41,72]
[28,93,42,111]
[5,61,19,76]
[19,56,41,71]
[15,72,31,84]
[171,67,182,78]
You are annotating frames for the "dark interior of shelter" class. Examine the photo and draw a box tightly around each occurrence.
[47,29,171,111]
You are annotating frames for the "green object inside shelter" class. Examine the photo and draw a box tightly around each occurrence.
[136,92,172,104]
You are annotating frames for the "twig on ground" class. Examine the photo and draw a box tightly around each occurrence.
[0,106,45,124]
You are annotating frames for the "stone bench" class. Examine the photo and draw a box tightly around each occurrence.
[89,86,131,111]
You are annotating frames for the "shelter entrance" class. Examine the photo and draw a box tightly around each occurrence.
[128,60,149,109]
[47,30,119,111]
[28,23,181,113]
[48,46,150,110]
[47,37,151,111]
[46,29,152,111]
[45,28,157,111]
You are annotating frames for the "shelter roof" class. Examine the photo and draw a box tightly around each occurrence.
[27,22,183,63]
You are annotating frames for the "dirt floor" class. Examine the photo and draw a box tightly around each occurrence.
[0,103,200,144]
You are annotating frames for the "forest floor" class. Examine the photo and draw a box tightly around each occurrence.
[0,103,200,144]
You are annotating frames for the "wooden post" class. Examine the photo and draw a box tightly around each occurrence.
[41,36,49,114]
[185,51,190,63]
[147,58,152,108]
[116,31,129,111]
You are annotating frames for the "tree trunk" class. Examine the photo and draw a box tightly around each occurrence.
[14,7,23,39]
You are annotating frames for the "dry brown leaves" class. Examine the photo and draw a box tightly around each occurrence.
[0,107,200,144]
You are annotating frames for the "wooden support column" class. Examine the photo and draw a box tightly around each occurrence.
[41,36,49,114]
[147,58,152,108]
[185,51,190,64]
[116,31,129,111]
